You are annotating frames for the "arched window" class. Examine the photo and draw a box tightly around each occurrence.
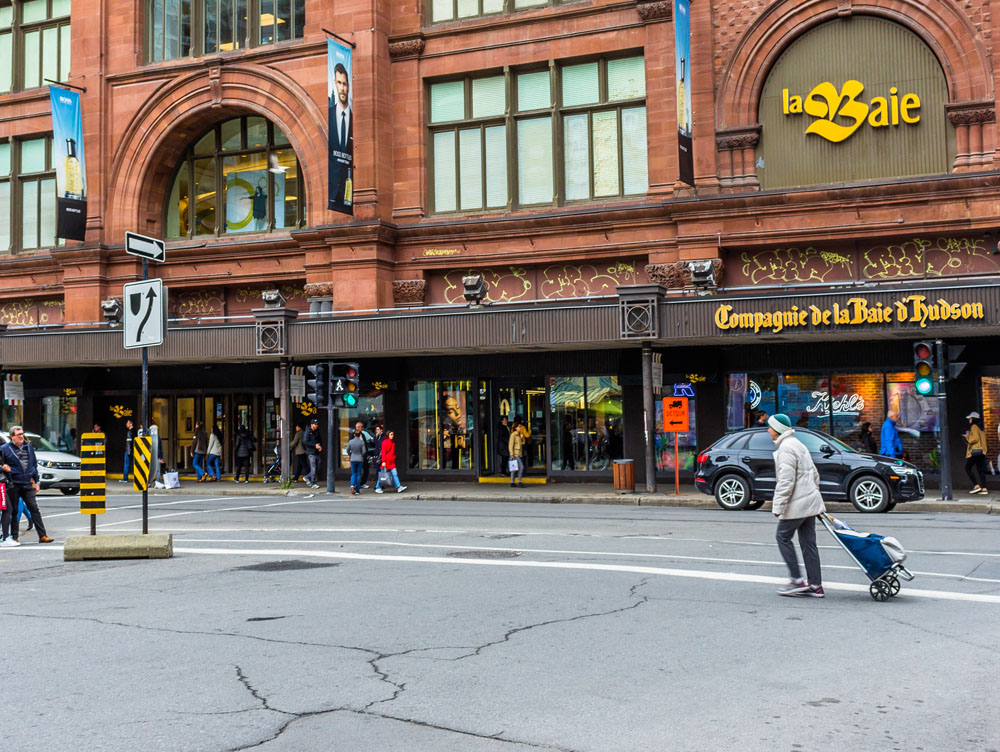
[165,115,303,238]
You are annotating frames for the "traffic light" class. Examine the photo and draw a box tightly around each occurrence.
[946,344,967,380]
[913,341,935,396]
[331,362,360,408]
[306,362,330,408]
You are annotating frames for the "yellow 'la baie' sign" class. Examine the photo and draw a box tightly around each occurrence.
[782,80,921,143]
[715,295,984,335]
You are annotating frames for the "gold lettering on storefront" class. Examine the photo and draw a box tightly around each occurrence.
[782,81,921,143]
[714,295,984,334]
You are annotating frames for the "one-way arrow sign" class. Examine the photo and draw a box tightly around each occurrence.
[125,231,165,263]
[123,278,167,349]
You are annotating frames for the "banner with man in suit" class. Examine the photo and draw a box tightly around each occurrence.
[328,39,354,215]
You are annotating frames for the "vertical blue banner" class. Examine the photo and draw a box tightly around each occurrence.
[49,86,88,240]
[675,0,694,186]
[328,39,354,215]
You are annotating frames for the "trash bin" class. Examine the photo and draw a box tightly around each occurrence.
[613,459,635,494]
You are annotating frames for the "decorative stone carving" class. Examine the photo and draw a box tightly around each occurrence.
[636,0,672,21]
[303,282,333,298]
[392,279,426,306]
[645,260,724,288]
[716,125,761,151]
[946,101,996,126]
[389,37,425,59]
[209,66,222,107]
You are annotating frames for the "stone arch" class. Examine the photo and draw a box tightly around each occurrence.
[716,0,993,130]
[107,63,327,241]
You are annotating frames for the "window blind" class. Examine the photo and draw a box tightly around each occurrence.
[484,125,508,207]
[591,110,619,197]
[608,57,646,101]
[431,81,466,123]
[517,71,550,111]
[472,76,506,118]
[433,131,457,212]
[563,114,590,201]
[459,128,483,210]
[621,106,648,195]
[517,117,553,204]
[561,62,599,107]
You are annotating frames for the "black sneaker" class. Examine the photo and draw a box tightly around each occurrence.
[804,585,825,598]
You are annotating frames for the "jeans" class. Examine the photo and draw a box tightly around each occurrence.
[207,454,221,480]
[376,467,401,490]
[192,452,207,479]
[509,456,524,484]
[775,516,822,585]
[350,461,364,491]
[2,484,47,540]
[123,447,132,481]
[306,454,320,485]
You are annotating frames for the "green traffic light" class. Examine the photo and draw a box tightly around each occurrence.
[343,394,358,407]
[915,377,933,395]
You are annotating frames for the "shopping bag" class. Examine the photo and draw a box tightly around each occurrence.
[508,458,520,473]
[377,469,392,487]
[163,471,181,489]
[0,484,6,511]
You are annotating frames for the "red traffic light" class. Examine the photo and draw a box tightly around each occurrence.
[346,367,357,378]
[914,343,932,359]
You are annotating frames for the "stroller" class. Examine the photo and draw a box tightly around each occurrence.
[820,514,914,601]
[262,444,281,483]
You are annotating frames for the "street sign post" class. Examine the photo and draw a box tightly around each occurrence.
[80,432,106,534]
[125,231,166,263]
[123,278,166,349]
[663,397,690,495]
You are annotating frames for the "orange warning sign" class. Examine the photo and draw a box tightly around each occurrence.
[662,397,690,433]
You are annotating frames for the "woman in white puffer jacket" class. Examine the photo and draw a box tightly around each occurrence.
[767,413,826,598]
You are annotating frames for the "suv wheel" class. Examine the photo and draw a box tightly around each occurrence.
[60,487,79,496]
[714,474,751,510]
[850,476,889,513]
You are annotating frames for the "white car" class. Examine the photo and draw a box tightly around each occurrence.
[0,431,81,495]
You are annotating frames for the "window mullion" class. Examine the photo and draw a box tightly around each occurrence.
[504,68,514,210]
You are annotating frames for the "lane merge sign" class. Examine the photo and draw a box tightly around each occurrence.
[125,231,165,263]
[80,432,106,515]
[123,278,166,349]
[132,436,153,491]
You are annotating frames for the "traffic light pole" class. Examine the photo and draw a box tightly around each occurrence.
[326,405,336,493]
[141,257,149,534]
[936,339,953,501]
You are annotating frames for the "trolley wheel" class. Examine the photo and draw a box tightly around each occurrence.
[870,580,891,602]
[888,577,901,597]
[746,500,766,510]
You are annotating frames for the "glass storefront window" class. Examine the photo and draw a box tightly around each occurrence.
[777,374,830,433]
[727,373,777,431]
[828,373,885,451]
[549,375,622,471]
[41,393,77,452]
[408,380,475,470]
[338,389,384,469]
[655,386,697,472]
[887,372,938,470]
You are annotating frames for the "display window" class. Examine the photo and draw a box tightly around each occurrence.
[777,373,829,432]
[41,392,77,452]
[550,375,623,471]
[408,380,475,470]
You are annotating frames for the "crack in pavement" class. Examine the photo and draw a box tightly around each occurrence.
[235,665,296,716]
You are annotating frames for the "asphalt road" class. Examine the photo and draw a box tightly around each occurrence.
[2,492,999,752]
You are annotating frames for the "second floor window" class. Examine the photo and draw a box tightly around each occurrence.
[147,0,304,62]
[429,55,648,214]
[430,0,565,24]
[1,135,65,254]
[0,0,72,94]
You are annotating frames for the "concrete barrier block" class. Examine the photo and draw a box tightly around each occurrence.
[64,534,173,561]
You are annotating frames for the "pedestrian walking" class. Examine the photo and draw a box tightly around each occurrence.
[880,411,903,458]
[496,416,511,475]
[303,418,322,489]
[963,412,988,495]
[233,425,256,483]
[370,425,385,479]
[356,421,372,489]
[347,429,366,495]
[515,415,532,469]
[121,419,134,483]
[190,421,208,481]
[767,414,825,598]
[374,430,406,493]
[858,421,877,453]
[0,426,54,546]
[206,425,223,481]
[509,418,525,487]
[289,424,308,481]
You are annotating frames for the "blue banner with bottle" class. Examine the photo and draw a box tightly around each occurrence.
[327,38,354,215]
[49,86,88,241]
[675,0,694,186]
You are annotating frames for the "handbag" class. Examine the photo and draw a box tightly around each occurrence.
[0,483,6,511]
[377,469,392,486]
[508,457,520,473]
[970,449,984,456]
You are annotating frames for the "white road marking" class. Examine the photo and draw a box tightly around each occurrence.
[626,535,1000,558]
[88,497,341,528]
[45,497,249,519]
[173,546,1000,605]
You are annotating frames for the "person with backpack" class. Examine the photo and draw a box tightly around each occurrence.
[234,425,256,483]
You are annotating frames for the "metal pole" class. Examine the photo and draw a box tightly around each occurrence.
[141,258,149,534]
[936,339,952,501]
[279,359,290,486]
[641,342,657,493]
[326,406,336,493]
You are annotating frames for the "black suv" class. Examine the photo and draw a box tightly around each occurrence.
[694,427,924,513]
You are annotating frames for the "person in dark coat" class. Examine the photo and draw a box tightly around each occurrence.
[858,422,877,453]
[303,418,322,488]
[190,421,208,482]
[233,425,256,483]
[1,427,54,545]
[496,416,511,475]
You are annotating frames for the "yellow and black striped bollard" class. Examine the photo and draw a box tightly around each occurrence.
[132,436,153,492]
[80,432,106,535]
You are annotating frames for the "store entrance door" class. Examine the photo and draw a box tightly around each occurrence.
[482,381,548,476]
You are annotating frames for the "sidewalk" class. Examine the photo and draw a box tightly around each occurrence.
[114,478,999,514]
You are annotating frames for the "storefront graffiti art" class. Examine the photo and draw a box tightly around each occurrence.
[436,261,647,304]
[862,236,1000,279]
[714,294,985,334]
[740,247,853,285]
[174,288,225,317]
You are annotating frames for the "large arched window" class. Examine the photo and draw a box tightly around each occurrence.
[166,115,303,238]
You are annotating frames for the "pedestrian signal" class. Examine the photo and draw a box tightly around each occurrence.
[331,362,360,408]
[913,341,935,396]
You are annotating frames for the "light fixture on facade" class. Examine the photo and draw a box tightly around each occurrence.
[688,260,717,288]
[462,274,488,306]
[261,289,286,308]
[101,298,123,326]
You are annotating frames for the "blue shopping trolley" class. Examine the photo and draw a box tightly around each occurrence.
[819,514,915,601]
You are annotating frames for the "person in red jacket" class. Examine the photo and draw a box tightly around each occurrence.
[375,430,407,494]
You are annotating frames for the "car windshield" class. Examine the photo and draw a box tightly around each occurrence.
[26,433,61,453]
